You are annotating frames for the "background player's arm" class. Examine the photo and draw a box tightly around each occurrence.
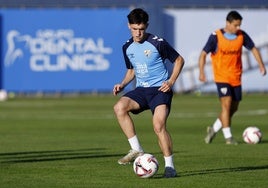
[198,50,208,82]
[250,47,267,76]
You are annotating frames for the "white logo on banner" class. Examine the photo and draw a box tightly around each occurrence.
[4,29,112,72]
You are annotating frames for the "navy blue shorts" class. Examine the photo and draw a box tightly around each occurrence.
[124,87,173,114]
[216,83,242,101]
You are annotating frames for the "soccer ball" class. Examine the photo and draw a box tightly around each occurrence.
[133,153,159,178]
[242,126,262,144]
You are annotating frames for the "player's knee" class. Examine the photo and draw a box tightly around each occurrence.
[153,124,165,135]
[113,102,120,114]
[113,101,126,115]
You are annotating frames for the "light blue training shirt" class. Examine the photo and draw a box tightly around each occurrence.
[122,33,180,87]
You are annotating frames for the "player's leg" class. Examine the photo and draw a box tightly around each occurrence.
[224,86,241,144]
[230,100,239,117]
[153,104,177,178]
[230,85,241,118]
[205,98,231,144]
[219,96,238,145]
[114,93,144,164]
[219,96,232,129]
[204,118,221,144]
[114,96,139,139]
[205,83,237,144]
[149,88,176,178]
[153,104,172,157]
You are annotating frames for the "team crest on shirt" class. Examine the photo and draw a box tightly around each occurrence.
[220,87,228,95]
[144,50,151,57]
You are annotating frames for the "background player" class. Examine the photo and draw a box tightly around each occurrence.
[198,10,266,145]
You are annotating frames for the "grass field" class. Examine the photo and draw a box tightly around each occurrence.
[0,93,267,188]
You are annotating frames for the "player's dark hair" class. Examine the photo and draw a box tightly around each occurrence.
[226,10,243,22]
[127,8,149,24]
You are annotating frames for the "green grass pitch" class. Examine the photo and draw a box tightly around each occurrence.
[0,94,267,188]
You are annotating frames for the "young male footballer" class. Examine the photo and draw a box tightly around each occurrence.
[113,8,184,178]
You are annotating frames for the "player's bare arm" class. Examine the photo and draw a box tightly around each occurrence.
[159,55,184,92]
[113,69,135,96]
[251,47,267,76]
[198,51,208,82]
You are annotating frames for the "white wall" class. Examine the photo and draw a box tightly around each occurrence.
[164,9,268,92]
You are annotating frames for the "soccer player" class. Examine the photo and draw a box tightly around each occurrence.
[113,8,184,178]
[198,10,266,145]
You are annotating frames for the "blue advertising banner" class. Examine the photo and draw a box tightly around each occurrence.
[0,8,130,93]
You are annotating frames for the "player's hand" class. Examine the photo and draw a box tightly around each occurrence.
[199,73,207,82]
[260,67,267,76]
[158,80,171,92]
[113,84,123,96]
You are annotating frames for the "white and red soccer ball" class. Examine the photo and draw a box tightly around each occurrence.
[242,126,262,144]
[133,153,159,178]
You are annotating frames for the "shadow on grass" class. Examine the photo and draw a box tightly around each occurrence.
[179,165,268,177]
[259,140,268,144]
[152,165,268,179]
[0,148,123,164]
